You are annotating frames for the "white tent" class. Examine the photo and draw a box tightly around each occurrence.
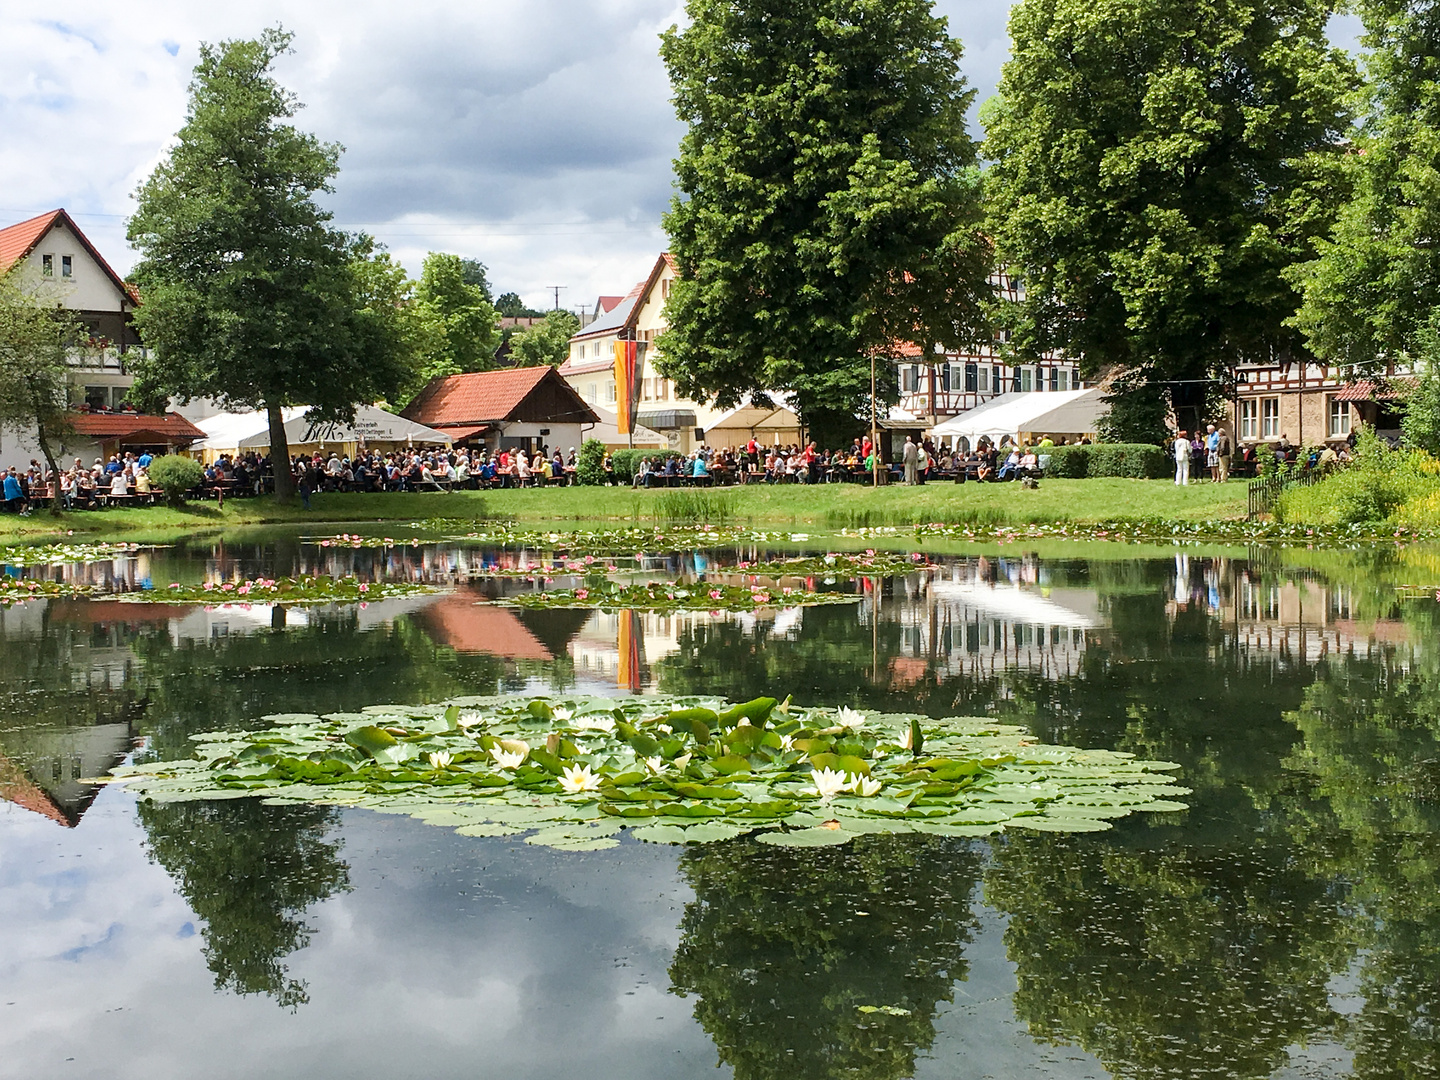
[701,396,804,447]
[582,405,668,449]
[931,389,1109,445]
[192,406,452,458]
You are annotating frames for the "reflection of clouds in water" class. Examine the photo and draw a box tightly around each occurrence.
[0,792,717,1080]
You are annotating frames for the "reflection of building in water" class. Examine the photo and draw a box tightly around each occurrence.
[869,562,1102,685]
[1167,554,1416,666]
[0,722,134,826]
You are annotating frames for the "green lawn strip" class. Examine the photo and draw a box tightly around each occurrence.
[112,693,1190,851]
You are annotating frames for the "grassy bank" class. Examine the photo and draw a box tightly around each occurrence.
[0,478,1248,544]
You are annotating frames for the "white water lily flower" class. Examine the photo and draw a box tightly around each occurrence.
[673,753,692,771]
[780,734,795,752]
[490,742,529,769]
[559,763,602,793]
[810,767,849,801]
[551,706,574,722]
[643,756,665,774]
[900,725,917,751]
[573,714,616,733]
[656,723,673,735]
[836,707,866,730]
[427,751,453,770]
[737,717,752,727]
[850,775,883,798]
[457,711,482,730]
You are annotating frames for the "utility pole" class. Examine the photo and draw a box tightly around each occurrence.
[547,286,566,310]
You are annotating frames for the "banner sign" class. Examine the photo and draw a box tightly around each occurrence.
[613,339,647,435]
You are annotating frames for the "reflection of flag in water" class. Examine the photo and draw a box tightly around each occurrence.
[617,609,643,691]
[613,339,647,435]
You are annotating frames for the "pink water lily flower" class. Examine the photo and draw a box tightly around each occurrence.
[358,583,369,593]
[709,589,724,600]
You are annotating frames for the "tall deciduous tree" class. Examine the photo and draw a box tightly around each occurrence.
[0,274,85,515]
[508,310,580,368]
[1290,0,1440,372]
[127,28,412,502]
[410,252,501,386]
[657,0,992,436]
[984,0,1355,437]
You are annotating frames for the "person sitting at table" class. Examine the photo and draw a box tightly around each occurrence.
[135,466,153,497]
[691,452,710,486]
[997,446,1023,481]
[1018,447,1040,477]
[514,451,532,487]
[109,469,129,498]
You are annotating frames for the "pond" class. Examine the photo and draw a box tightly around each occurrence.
[1,530,1437,1080]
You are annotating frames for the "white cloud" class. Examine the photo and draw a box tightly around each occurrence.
[0,1,1050,312]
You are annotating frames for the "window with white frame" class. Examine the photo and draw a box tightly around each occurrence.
[61,255,73,279]
[606,383,617,403]
[1240,399,1258,440]
[1019,367,1034,392]
[1328,396,1351,438]
[42,254,54,276]
[1261,397,1281,438]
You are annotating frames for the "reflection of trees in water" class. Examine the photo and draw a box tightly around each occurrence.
[131,612,516,760]
[670,835,980,1080]
[984,832,1356,1080]
[137,798,350,1009]
[1283,605,1440,1079]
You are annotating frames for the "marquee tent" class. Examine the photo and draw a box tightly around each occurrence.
[191,405,452,460]
[931,388,1109,446]
[701,397,804,447]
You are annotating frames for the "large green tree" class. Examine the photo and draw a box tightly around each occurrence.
[657,0,993,436]
[127,28,413,502]
[0,274,86,514]
[983,0,1355,435]
[507,309,580,368]
[410,253,500,387]
[1290,0,1440,371]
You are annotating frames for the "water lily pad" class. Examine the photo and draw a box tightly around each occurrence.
[755,826,856,847]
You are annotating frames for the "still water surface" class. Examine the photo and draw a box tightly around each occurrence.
[1,533,1436,1080]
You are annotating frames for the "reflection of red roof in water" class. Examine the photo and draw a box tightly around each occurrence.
[416,595,553,660]
[0,752,75,827]
[49,599,194,623]
[887,656,930,689]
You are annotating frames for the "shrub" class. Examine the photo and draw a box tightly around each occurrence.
[575,439,606,485]
[1042,445,1090,478]
[1037,443,1168,480]
[610,448,646,482]
[146,455,204,506]
[1276,429,1440,525]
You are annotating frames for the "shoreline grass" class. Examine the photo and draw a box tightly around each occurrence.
[0,478,1250,545]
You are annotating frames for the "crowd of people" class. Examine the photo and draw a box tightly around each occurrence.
[2,453,159,514]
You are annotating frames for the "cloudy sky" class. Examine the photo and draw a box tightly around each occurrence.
[0,2,1358,314]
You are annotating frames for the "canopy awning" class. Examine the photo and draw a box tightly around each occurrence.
[931,389,1109,443]
[583,405,668,448]
[704,398,802,434]
[193,405,453,453]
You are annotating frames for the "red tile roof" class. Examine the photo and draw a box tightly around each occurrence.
[401,366,596,427]
[596,295,624,314]
[0,751,74,827]
[1333,377,1417,402]
[0,209,138,306]
[68,412,205,441]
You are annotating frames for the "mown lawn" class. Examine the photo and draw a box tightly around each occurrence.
[0,477,1248,545]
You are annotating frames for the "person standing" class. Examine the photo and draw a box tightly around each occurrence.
[1173,430,1191,485]
[903,436,918,485]
[1204,425,1221,482]
[1216,427,1231,482]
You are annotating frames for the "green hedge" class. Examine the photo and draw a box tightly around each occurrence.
[1040,443,1170,480]
[610,448,647,482]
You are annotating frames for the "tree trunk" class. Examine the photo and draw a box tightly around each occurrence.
[34,421,64,517]
[267,401,296,504]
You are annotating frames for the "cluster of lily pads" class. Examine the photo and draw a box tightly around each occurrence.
[843,519,1440,549]
[147,576,437,604]
[0,574,436,607]
[754,550,935,577]
[0,541,147,566]
[112,694,1190,851]
[310,523,813,555]
[499,580,864,612]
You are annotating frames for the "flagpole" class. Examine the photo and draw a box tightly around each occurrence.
[871,351,879,488]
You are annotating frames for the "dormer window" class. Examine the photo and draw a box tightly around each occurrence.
[42,254,54,276]
[62,255,73,279]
